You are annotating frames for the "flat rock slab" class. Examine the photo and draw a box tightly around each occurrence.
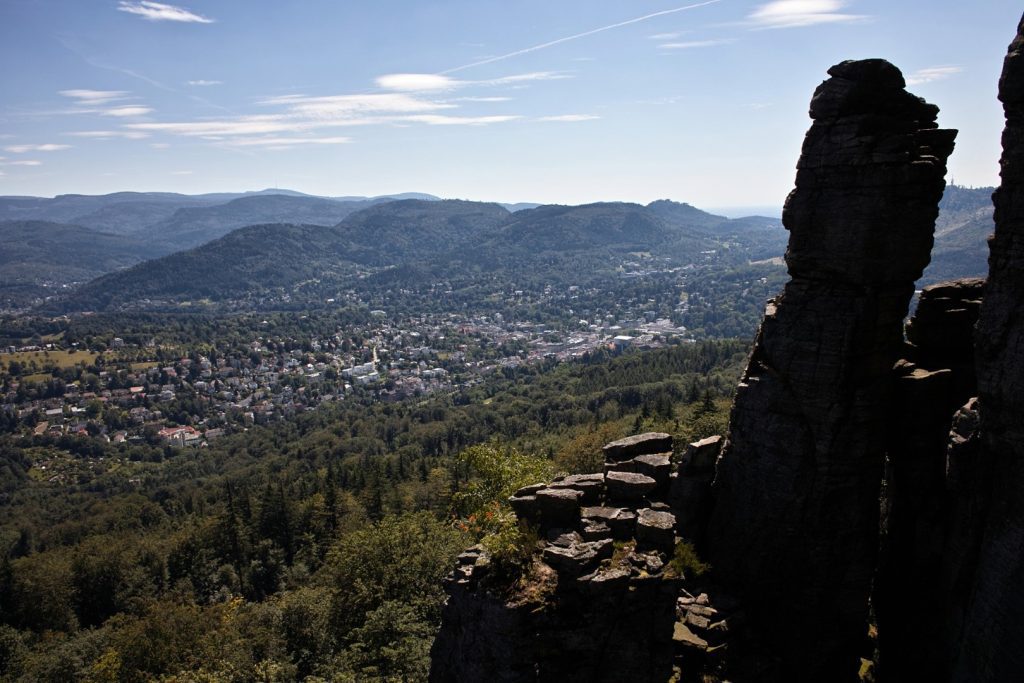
[548,473,605,504]
[674,621,709,651]
[637,508,677,550]
[542,538,613,576]
[535,487,582,527]
[606,471,658,501]
[603,432,673,462]
[633,453,672,486]
[508,494,539,522]
[579,567,631,593]
[581,520,612,541]
[608,509,637,540]
[582,505,623,522]
[679,435,722,476]
[512,482,548,497]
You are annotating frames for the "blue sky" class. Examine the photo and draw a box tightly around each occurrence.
[1,1,1020,210]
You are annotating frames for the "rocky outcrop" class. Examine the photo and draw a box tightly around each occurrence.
[949,16,1024,679]
[706,59,956,679]
[430,434,719,683]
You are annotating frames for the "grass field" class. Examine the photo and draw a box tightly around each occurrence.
[1,349,100,373]
[2,350,163,379]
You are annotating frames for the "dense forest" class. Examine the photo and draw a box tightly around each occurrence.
[0,340,744,682]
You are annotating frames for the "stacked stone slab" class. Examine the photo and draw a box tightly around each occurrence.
[949,15,1024,679]
[430,433,711,683]
[706,59,956,680]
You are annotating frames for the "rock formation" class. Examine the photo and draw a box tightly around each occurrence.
[430,433,689,683]
[705,59,956,679]
[873,278,983,680]
[431,26,1024,680]
[948,16,1024,679]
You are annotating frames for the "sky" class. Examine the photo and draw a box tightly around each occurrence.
[0,0,1020,211]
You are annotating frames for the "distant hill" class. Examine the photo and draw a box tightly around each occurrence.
[62,223,358,310]
[494,202,679,253]
[0,190,441,244]
[0,192,216,227]
[919,185,995,285]
[0,220,158,308]
[137,194,380,252]
[52,198,787,312]
[332,199,510,266]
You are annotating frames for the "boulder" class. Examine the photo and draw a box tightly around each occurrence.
[637,508,677,550]
[603,432,673,462]
[535,487,582,528]
[608,509,637,540]
[542,538,613,577]
[581,520,612,542]
[548,473,605,504]
[678,436,722,476]
[633,453,672,487]
[605,471,658,502]
[508,494,540,523]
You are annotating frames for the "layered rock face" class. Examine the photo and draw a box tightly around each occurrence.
[950,17,1024,679]
[706,59,955,679]
[430,433,684,683]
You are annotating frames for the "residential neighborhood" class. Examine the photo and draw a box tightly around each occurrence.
[1,306,694,456]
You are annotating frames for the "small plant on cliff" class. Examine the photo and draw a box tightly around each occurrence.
[451,440,555,519]
[451,441,550,582]
[480,513,540,581]
[669,540,711,579]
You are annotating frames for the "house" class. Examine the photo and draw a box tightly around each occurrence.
[158,425,202,447]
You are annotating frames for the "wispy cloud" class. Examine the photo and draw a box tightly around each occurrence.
[67,130,150,139]
[58,90,152,117]
[748,1,867,29]
[537,114,601,122]
[117,1,213,23]
[404,114,521,126]
[659,38,734,49]
[374,71,568,93]
[220,136,352,148]
[103,105,153,117]
[376,74,457,92]
[5,143,71,153]
[116,70,554,147]
[8,160,42,166]
[60,89,129,105]
[187,80,222,86]
[457,96,513,103]
[441,0,724,74]
[906,65,963,86]
[484,72,569,87]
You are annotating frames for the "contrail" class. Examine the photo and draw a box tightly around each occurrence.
[440,0,724,75]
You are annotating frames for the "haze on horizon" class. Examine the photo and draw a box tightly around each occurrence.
[1,1,1018,208]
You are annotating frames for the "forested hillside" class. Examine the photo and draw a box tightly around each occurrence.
[0,340,743,681]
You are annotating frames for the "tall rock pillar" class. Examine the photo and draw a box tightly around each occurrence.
[952,16,1024,679]
[706,59,955,679]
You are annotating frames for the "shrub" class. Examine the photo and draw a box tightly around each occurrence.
[669,540,710,579]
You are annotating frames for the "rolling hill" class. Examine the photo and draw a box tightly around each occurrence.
[50,199,785,312]
[918,185,995,285]
[0,220,159,308]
